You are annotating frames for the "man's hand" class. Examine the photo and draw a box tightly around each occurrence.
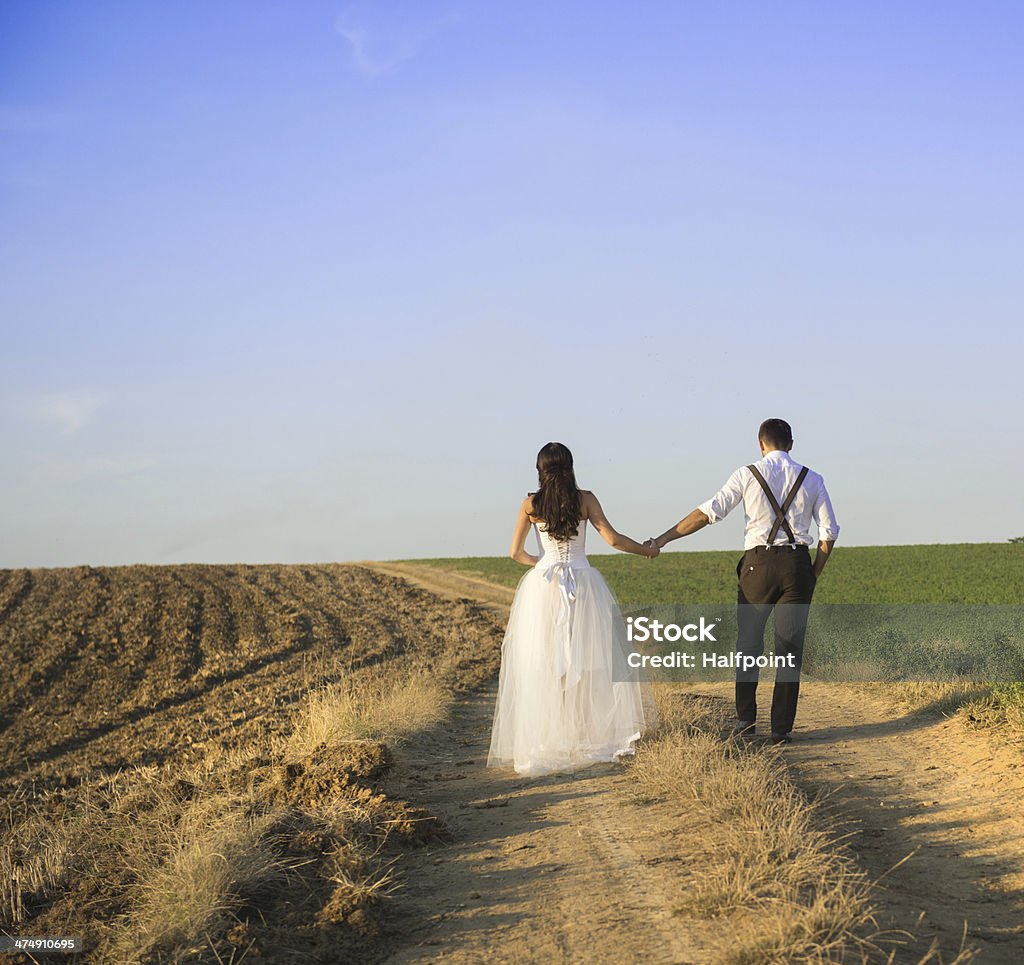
[813,539,835,579]
[643,538,660,559]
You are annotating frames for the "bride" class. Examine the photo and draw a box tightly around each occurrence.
[487,442,658,777]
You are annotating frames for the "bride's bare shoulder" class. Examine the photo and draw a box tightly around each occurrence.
[579,489,595,518]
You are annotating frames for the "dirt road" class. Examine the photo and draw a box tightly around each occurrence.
[783,686,1024,959]
[377,692,713,963]
[373,563,1024,964]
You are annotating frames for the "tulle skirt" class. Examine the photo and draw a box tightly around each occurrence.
[487,563,656,777]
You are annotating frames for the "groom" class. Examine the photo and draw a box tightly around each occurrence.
[648,419,840,744]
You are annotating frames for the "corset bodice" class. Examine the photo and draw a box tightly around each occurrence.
[536,519,590,570]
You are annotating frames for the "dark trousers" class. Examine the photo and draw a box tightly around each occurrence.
[735,544,816,734]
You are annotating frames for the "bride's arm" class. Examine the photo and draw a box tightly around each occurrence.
[509,497,541,566]
[584,492,657,558]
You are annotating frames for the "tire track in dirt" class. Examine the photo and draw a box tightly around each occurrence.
[378,694,706,964]
[367,564,709,964]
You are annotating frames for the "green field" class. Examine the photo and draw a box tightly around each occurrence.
[403,543,1023,606]
[407,543,1024,728]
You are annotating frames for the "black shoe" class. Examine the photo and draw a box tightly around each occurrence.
[732,720,755,737]
[769,732,792,745]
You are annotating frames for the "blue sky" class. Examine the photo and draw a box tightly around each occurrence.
[2,2,1022,566]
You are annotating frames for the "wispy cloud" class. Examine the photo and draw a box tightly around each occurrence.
[25,390,109,435]
[334,5,459,77]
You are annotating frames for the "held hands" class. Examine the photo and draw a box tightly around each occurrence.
[642,537,661,559]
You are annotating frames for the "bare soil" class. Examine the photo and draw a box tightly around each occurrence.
[0,563,503,962]
[0,563,500,795]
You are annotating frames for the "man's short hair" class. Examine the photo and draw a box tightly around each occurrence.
[758,418,793,449]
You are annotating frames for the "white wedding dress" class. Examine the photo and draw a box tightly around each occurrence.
[487,518,655,776]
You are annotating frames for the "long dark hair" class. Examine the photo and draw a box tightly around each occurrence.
[529,442,582,541]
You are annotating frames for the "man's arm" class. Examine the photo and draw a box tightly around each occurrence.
[810,477,840,579]
[812,539,835,578]
[654,508,710,549]
[652,468,744,549]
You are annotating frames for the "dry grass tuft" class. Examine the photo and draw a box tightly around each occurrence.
[852,681,1024,747]
[1,808,83,924]
[109,793,283,963]
[631,686,986,963]
[856,681,992,717]
[285,670,450,759]
[956,682,1024,737]
[631,685,876,963]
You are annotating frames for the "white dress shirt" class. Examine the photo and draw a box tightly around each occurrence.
[697,449,840,550]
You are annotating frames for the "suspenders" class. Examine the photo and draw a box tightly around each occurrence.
[747,464,809,546]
